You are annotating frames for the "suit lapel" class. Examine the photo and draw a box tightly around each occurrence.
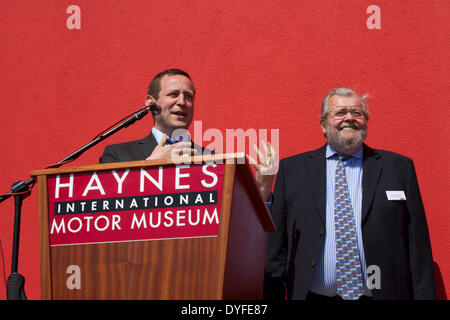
[362,144,382,224]
[307,144,381,225]
[308,145,327,224]
[137,134,158,159]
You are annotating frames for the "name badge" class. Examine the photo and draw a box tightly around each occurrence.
[386,190,406,201]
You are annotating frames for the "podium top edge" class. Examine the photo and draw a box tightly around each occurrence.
[30,153,246,177]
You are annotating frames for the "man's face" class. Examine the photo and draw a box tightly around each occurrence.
[320,94,368,155]
[146,74,195,135]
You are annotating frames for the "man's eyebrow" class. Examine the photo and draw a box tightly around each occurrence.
[165,89,194,96]
[333,105,362,109]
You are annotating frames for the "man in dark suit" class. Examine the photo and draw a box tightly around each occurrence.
[100,69,277,198]
[264,88,436,300]
[100,69,199,163]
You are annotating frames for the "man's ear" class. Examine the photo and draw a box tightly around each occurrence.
[145,95,156,106]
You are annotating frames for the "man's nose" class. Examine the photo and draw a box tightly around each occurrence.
[343,110,356,121]
[176,93,186,106]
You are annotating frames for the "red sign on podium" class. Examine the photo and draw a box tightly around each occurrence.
[46,163,225,246]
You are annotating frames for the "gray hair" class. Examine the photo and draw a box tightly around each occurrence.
[320,88,369,123]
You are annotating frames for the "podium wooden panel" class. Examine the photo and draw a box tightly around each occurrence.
[30,154,275,299]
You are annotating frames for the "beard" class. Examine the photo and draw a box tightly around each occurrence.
[324,121,368,154]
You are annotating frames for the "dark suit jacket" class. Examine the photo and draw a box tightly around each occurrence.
[264,144,436,300]
[99,134,210,163]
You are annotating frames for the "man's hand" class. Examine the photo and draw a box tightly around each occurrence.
[146,134,198,161]
[247,141,278,201]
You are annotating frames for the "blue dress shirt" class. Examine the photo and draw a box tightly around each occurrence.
[309,144,371,297]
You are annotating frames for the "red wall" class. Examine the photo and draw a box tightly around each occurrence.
[0,0,449,299]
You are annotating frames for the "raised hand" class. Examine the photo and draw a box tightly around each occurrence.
[146,134,198,161]
[247,141,278,201]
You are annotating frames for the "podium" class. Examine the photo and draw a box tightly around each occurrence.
[30,153,275,299]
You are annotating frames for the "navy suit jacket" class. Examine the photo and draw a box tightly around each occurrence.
[264,144,436,300]
[99,134,208,163]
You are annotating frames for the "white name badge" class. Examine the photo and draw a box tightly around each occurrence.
[386,190,406,201]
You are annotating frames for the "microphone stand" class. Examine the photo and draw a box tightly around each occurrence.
[1,105,153,300]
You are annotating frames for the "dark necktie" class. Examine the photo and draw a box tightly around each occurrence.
[166,137,178,145]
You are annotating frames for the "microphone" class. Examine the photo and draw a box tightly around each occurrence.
[132,102,161,121]
[149,102,161,115]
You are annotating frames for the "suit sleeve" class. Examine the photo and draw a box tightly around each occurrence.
[263,159,288,300]
[406,159,436,299]
[99,145,120,163]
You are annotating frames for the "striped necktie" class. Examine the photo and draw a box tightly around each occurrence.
[335,154,364,300]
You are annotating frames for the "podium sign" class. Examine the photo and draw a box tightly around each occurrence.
[47,163,224,246]
[31,154,275,300]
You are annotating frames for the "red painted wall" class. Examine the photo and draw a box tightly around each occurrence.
[0,0,448,299]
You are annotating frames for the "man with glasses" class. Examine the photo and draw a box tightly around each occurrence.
[264,88,435,300]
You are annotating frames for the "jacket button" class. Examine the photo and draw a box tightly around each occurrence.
[319,231,324,237]
[310,260,316,268]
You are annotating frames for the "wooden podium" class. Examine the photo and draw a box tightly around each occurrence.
[30,154,275,300]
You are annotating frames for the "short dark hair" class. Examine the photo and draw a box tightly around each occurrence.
[147,69,195,99]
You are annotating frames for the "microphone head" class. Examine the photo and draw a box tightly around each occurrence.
[149,102,161,115]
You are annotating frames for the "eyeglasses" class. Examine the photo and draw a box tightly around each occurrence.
[329,107,365,120]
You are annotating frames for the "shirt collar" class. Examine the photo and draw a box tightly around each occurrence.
[151,127,191,144]
[326,143,363,160]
